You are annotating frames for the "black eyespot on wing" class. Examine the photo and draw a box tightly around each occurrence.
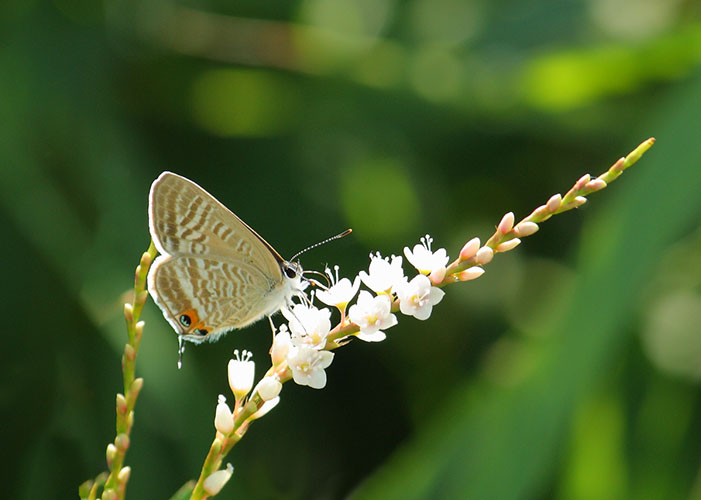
[179,314,192,327]
[196,328,208,336]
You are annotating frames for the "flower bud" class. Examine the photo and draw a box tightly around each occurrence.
[250,397,281,420]
[123,303,133,323]
[513,222,539,237]
[118,466,131,483]
[459,237,480,261]
[475,246,493,265]
[115,433,130,452]
[106,443,117,468]
[574,173,591,190]
[546,194,562,212]
[271,328,291,367]
[429,266,446,285]
[585,179,606,192]
[256,377,282,401]
[497,212,514,235]
[203,463,234,496]
[458,266,484,281]
[214,395,234,434]
[496,238,521,253]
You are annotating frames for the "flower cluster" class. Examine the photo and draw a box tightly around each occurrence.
[262,232,500,392]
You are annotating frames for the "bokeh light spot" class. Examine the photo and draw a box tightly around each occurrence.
[340,158,420,246]
[191,69,297,137]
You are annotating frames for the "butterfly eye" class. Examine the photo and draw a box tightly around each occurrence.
[284,265,297,279]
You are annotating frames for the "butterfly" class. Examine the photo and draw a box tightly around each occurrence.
[147,171,306,345]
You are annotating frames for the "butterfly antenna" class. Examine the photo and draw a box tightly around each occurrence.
[290,229,352,262]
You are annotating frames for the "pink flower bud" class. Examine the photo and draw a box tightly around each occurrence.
[574,196,587,207]
[611,157,626,174]
[496,238,521,253]
[585,179,606,191]
[458,266,484,281]
[546,194,562,213]
[459,237,480,261]
[497,212,515,235]
[513,222,539,237]
[574,173,591,190]
[429,266,447,285]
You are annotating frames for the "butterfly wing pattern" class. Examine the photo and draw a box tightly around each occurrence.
[147,171,303,343]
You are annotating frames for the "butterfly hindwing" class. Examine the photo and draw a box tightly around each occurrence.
[148,254,281,342]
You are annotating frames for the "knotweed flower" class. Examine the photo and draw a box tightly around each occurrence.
[287,345,334,389]
[348,291,397,342]
[396,274,445,320]
[404,234,449,275]
[317,265,360,313]
[359,252,406,294]
[282,303,332,349]
[228,350,255,402]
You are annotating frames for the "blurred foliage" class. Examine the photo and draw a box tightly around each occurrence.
[1,0,699,499]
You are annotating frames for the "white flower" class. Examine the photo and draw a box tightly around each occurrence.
[255,376,282,401]
[203,463,234,495]
[271,325,291,366]
[316,265,360,312]
[228,350,255,401]
[214,395,234,434]
[287,345,334,389]
[348,291,397,342]
[404,234,449,275]
[395,274,445,320]
[359,252,406,294]
[281,303,332,349]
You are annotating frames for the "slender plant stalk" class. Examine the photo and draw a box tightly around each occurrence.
[79,242,158,500]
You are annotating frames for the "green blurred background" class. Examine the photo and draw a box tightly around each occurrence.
[1,0,700,498]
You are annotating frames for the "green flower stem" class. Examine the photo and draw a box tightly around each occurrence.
[189,394,265,499]
[82,241,158,500]
[446,138,655,278]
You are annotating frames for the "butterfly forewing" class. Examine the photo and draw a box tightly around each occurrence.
[149,172,284,278]
[147,172,297,342]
